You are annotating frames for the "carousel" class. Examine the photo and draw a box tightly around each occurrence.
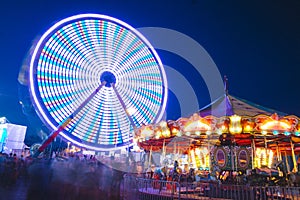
[134,91,300,186]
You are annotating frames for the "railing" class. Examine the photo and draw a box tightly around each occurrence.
[122,175,300,200]
[122,175,180,200]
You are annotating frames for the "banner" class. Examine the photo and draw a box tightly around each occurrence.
[5,124,27,150]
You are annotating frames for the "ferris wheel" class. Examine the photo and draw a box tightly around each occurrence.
[29,14,168,152]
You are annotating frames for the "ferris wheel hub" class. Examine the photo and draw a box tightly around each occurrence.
[100,71,116,87]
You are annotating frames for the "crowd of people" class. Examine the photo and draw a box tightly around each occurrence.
[0,152,128,200]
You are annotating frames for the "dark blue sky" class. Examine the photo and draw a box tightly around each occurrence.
[0,0,299,126]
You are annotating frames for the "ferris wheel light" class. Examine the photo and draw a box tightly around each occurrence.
[126,107,137,115]
[29,14,167,151]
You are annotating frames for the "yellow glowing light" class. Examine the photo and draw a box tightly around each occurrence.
[190,149,197,169]
[217,129,223,135]
[261,130,268,135]
[140,127,154,138]
[195,131,200,135]
[161,129,171,137]
[194,147,210,169]
[260,121,291,131]
[206,131,211,135]
[155,131,162,139]
[244,125,252,132]
[229,115,242,134]
[159,121,167,128]
[184,120,211,132]
[255,148,273,168]
[221,125,227,131]
[172,128,179,134]
[176,131,182,136]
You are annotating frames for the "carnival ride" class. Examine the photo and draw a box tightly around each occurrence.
[27,14,168,155]
[135,91,300,186]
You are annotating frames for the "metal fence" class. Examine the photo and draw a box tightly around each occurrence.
[122,175,300,200]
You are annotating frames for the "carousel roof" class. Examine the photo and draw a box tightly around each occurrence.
[199,93,287,117]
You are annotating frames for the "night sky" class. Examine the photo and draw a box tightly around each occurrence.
[0,0,299,127]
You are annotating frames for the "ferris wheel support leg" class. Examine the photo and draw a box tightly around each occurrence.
[111,83,136,132]
[32,82,106,158]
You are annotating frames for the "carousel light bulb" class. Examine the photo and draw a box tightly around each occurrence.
[206,130,211,135]
[273,130,279,135]
[195,148,200,155]
[171,128,178,134]
[261,121,291,130]
[195,131,200,135]
[160,121,167,127]
[141,128,154,138]
[217,129,223,135]
[284,131,291,136]
[229,115,242,134]
[244,125,252,132]
[177,131,182,136]
[221,125,227,131]
[261,130,268,135]
[155,131,161,139]
[268,150,273,168]
[162,129,170,137]
[190,149,197,168]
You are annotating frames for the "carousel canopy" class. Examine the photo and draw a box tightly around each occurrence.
[199,93,287,117]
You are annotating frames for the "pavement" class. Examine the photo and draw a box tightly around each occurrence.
[0,178,28,200]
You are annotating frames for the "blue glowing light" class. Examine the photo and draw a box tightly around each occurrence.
[284,131,291,136]
[273,130,279,135]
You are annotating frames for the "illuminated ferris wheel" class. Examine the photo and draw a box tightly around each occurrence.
[29,14,168,151]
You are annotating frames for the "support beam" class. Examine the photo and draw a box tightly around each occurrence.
[33,82,106,157]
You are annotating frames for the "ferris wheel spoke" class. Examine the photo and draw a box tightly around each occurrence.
[111,83,137,130]
[34,82,106,156]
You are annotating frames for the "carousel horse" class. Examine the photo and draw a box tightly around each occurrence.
[151,167,166,191]
[171,161,180,182]
[180,168,196,183]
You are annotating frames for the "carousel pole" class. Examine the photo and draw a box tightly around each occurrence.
[208,139,211,173]
[284,151,291,174]
[161,139,166,166]
[276,142,280,162]
[149,145,153,167]
[290,139,298,173]
[231,145,235,172]
[173,141,176,161]
[264,136,268,167]
[251,136,256,169]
